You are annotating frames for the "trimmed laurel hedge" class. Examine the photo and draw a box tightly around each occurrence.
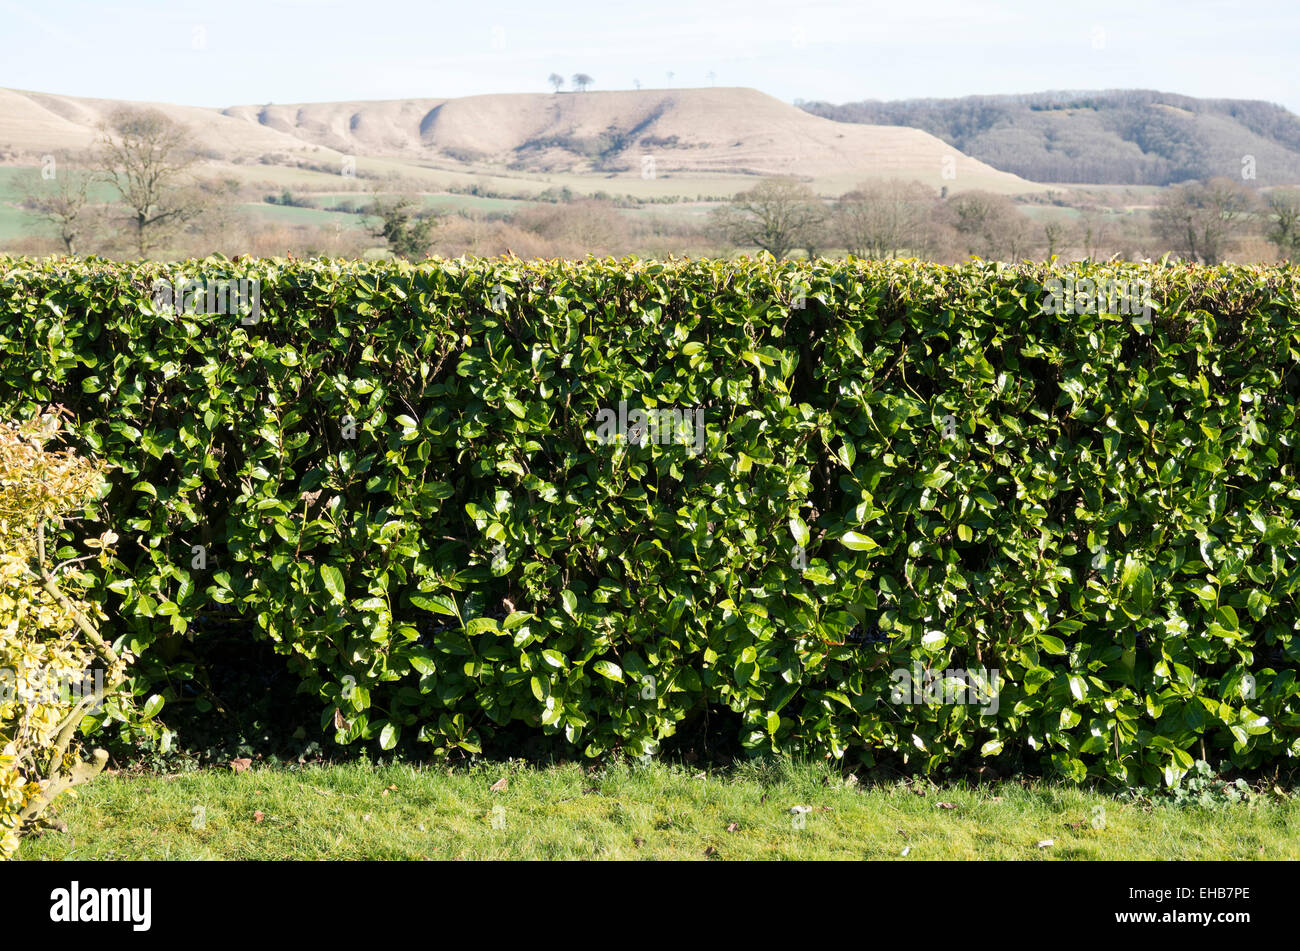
[1,255,1298,786]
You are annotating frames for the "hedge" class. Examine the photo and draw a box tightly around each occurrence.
[1,254,1298,787]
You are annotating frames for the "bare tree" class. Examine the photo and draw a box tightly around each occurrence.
[836,180,938,259]
[19,158,95,254]
[571,73,593,92]
[1080,211,1109,261]
[1152,177,1256,263]
[96,108,211,257]
[944,190,1030,260]
[1043,220,1064,259]
[712,178,827,259]
[548,73,564,93]
[1264,189,1300,261]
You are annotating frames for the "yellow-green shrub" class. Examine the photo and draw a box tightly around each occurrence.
[0,415,120,859]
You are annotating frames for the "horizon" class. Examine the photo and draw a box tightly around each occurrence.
[3,0,1298,113]
[4,82,1298,116]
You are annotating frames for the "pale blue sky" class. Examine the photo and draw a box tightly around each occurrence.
[3,0,1297,112]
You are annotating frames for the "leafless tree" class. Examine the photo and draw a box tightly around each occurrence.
[712,178,827,259]
[96,108,211,257]
[944,190,1030,260]
[1264,189,1300,261]
[1043,220,1065,259]
[571,73,593,92]
[19,157,95,253]
[836,180,938,259]
[548,73,564,93]
[1151,177,1257,263]
[1080,211,1109,261]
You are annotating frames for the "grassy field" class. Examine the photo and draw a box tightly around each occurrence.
[17,759,1298,861]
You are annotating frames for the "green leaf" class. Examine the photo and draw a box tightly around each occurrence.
[320,564,346,604]
[1119,561,1153,617]
[839,531,878,551]
[921,630,947,651]
[1067,674,1088,702]
[1038,634,1067,655]
[411,593,457,617]
[591,660,623,683]
[1247,590,1269,621]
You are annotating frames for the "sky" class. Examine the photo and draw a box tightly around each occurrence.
[2,0,1298,112]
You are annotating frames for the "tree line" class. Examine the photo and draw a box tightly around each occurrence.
[710,177,1300,263]
[20,108,442,260]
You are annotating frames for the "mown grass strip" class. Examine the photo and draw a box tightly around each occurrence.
[19,761,1299,860]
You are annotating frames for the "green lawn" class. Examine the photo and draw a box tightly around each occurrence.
[18,760,1297,860]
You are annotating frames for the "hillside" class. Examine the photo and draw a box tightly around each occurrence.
[0,88,333,161]
[0,87,1042,196]
[800,90,1300,186]
[222,88,1040,193]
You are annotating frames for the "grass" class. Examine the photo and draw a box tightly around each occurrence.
[18,759,1298,860]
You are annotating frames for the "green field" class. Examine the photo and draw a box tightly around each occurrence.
[18,760,1297,861]
[238,201,367,229]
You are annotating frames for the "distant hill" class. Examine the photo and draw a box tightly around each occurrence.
[0,88,325,160]
[223,87,1042,192]
[800,90,1300,186]
[0,87,1043,196]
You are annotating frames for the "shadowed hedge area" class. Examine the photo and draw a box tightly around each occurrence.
[1,255,1298,787]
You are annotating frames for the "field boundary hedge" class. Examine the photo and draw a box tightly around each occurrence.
[1,255,1298,787]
